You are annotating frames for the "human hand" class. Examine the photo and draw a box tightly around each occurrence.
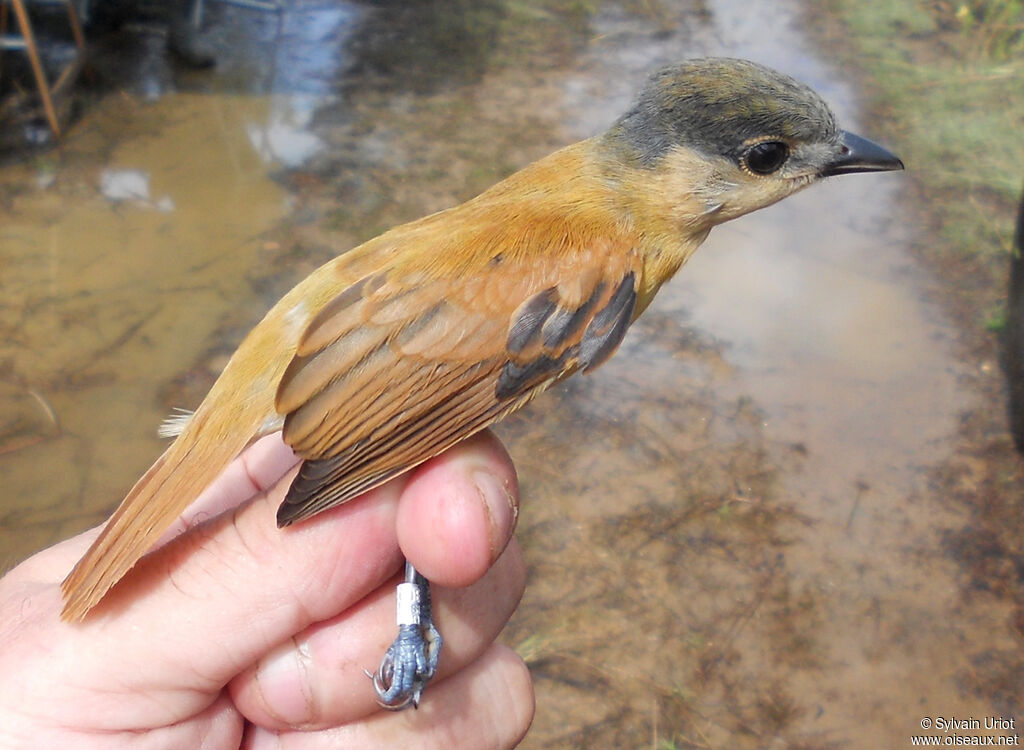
[0,430,532,749]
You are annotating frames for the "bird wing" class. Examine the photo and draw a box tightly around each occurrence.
[273,242,641,525]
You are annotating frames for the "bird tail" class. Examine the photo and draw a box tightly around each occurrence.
[59,405,261,622]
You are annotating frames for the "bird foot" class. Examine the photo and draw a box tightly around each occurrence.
[371,569,442,709]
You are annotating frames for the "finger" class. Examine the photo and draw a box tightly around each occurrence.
[242,645,535,750]
[74,465,405,693]
[397,430,519,588]
[156,433,301,547]
[17,434,301,580]
[64,432,516,701]
[230,540,526,729]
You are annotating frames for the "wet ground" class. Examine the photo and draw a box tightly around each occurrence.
[1,1,1022,747]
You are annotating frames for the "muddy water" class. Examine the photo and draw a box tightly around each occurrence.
[0,92,292,559]
[1,1,1018,747]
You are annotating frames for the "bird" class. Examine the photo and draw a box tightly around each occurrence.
[60,57,903,708]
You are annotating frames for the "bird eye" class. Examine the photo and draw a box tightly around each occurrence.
[743,141,790,175]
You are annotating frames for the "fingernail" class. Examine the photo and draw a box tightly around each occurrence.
[255,637,315,725]
[473,467,518,558]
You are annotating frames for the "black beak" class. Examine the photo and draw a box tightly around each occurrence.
[822,130,904,176]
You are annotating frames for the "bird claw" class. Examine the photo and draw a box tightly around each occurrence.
[372,621,442,709]
[371,566,442,709]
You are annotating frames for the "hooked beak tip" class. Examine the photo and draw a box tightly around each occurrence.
[822,130,904,177]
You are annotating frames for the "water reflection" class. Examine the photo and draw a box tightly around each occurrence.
[245,96,324,166]
[0,92,290,559]
[98,167,175,210]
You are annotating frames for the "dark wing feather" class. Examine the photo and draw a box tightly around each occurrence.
[274,256,640,527]
[579,273,637,370]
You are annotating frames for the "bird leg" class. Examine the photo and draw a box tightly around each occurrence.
[371,560,442,709]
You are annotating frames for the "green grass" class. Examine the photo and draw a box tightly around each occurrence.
[828,0,1023,259]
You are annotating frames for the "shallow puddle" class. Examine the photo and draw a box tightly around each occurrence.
[0,1,1019,747]
[0,90,294,557]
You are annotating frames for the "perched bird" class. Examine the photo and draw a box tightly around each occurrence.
[61,57,903,708]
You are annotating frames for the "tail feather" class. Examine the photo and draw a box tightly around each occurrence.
[60,268,315,621]
[60,411,257,621]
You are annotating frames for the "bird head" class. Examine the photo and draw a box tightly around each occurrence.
[603,58,904,225]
